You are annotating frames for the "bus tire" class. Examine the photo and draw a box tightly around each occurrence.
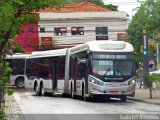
[35,83,40,96]
[82,86,90,101]
[16,77,24,88]
[40,83,46,96]
[71,84,75,99]
[120,95,127,102]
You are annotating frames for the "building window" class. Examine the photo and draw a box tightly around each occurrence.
[28,27,34,32]
[54,27,67,36]
[71,27,84,35]
[40,27,45,33]
[96,27,108,35]
[96,27,108,40]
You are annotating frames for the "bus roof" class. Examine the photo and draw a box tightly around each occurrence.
[69,40,134,54]
[27,48,67,59]
[5,54,30,59]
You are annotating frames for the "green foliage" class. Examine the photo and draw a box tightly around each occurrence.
[0,1,65,119]
[8,40,25,53]
[102,4,118,11]
[66,0,103,5]
[5,88,15,96]
[148,73,160,85]
[66,0,118,11]
[0,108,6,120]
[0,60,13,119]
[0,0,65,53]
[127,0,160,64]
[0,62,12,88]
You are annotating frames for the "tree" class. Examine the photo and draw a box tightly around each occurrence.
[66,0,118,11]
[127,0,160,65]
[147,73,160,99]
[0,0,65,118]
[66,0,103,5]
[102,4,118,11]
[127,0,160,98]
[7,40,25,53]
[0,0,66,56]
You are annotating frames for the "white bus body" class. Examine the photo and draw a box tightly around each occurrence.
[25,49,67,95]
[5,54,30,88]
[64,40,137,101]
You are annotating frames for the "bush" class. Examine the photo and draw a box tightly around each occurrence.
[0,60,14,120]
[0,108,6,120]
[148,73,160,85]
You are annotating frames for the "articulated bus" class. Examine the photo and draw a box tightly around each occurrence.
[24,40,137,101]
[5,54,30,88]
[64,40,137,101]
[25,49,67,95]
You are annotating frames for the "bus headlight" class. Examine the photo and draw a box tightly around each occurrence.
[90,78,100,85]
[90,78,104,86]
[128,79,135,85]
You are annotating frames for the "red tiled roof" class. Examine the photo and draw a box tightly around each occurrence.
[39,2,110,12]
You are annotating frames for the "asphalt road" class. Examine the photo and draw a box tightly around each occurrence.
[13,89,160,120]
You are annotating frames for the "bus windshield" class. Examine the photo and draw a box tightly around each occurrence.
[90,60,135,80]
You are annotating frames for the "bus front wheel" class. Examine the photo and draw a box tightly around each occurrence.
[82,87,90,101]
[16,77,24,88]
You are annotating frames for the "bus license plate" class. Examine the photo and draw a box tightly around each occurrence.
[110,91,118,94]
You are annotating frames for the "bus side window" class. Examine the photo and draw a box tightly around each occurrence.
[79,62,86,78]
[39,64,49,79]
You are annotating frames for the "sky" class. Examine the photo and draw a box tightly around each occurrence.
[103,0,142,18]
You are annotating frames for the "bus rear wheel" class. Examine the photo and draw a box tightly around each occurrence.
[35,83,40,96]
[71,85,75,99]
[16,77,24,88]
[40,83,46,96]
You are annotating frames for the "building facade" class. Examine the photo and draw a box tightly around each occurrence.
[15,2,128,52]
[15,22,39,53]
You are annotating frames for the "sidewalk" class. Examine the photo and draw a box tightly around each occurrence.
[4,94,24,120]
[128,88,160,105]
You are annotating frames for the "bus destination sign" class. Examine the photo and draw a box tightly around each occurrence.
[92,53,133,59]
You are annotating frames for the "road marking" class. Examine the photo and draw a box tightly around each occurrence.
[25,92,35,100]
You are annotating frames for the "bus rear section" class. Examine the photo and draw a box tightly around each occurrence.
[25,49,66,96]
[5,54,30,88]
[64,40,137,101]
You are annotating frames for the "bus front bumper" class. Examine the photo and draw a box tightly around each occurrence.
[89,83,135,97]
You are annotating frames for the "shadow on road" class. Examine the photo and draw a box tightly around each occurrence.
[12,87,134,104]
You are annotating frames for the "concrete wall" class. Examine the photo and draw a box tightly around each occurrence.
[38,11,128,47]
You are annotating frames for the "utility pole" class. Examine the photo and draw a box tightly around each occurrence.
[143,29,149,86]
[157,42,159,70]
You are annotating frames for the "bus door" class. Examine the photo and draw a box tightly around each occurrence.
[73,58,78,93]
[52,61,57,91]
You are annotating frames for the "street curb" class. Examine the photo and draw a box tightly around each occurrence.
[128,97,160,106]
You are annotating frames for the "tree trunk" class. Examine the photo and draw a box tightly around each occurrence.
[150,84,152,99]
